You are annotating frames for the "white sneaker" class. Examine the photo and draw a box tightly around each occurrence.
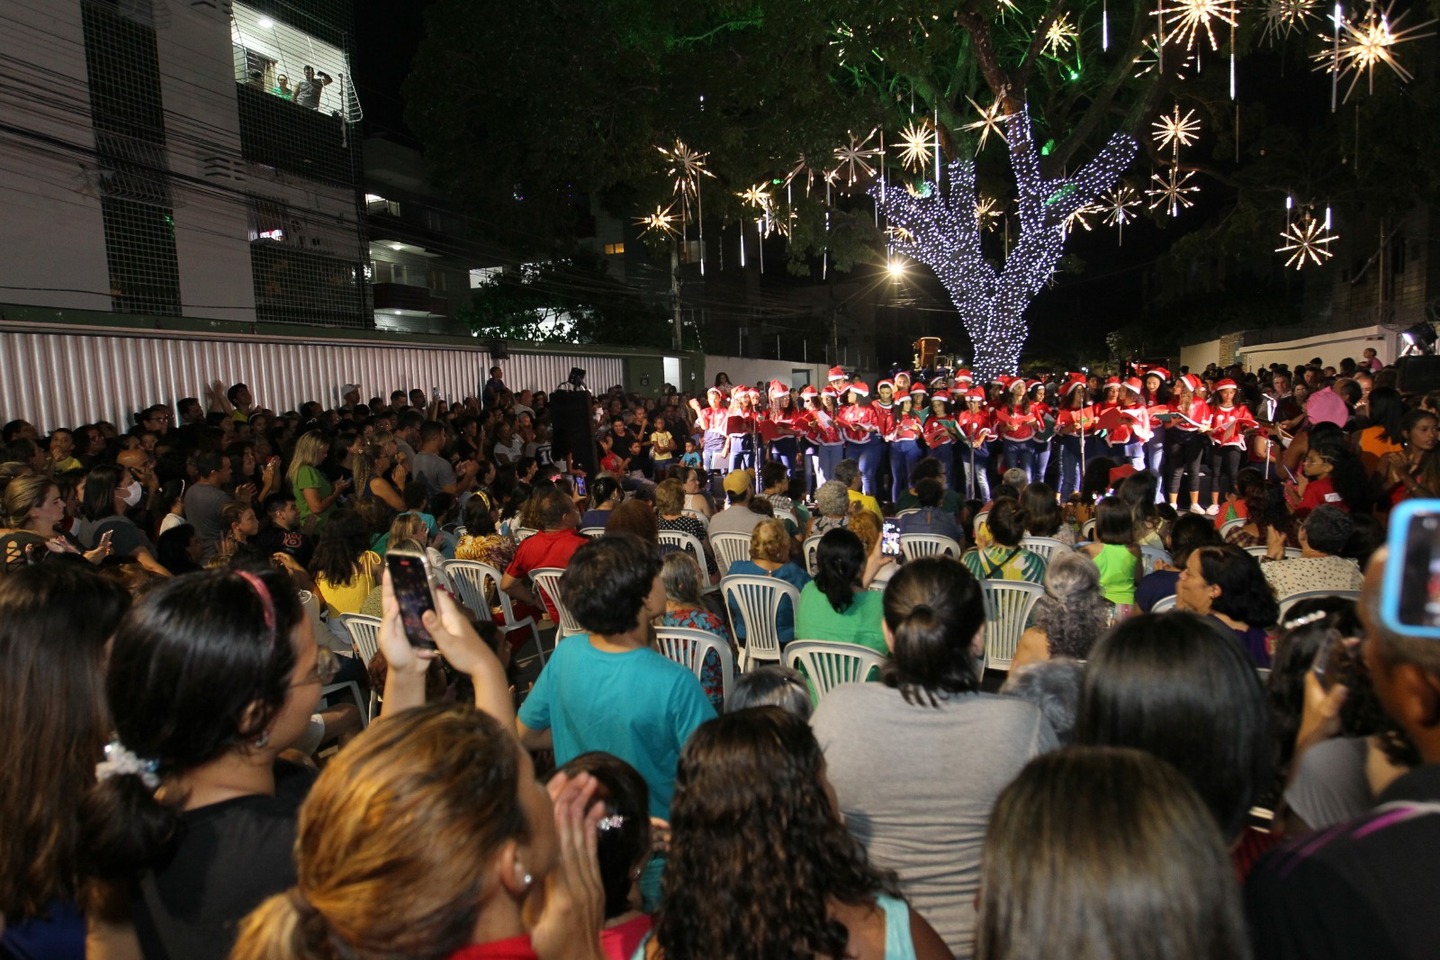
[1189,503,1207,514]
[1205,503,1219,516]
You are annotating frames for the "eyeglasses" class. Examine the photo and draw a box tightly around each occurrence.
[293,646,340,687]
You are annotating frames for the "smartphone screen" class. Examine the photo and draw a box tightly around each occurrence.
[882,519,902,557]
[386,550,438,649]
[573,474,587,496]
[1383,500,1440,638]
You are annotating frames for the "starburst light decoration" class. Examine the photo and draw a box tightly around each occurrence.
[635,204,680,237]
[1146,169,1200,216]
[1134,33,1195,77]
[975,196,1004,232]
[1262,0,1321,44]
[962,96,1012,154]
[1313,1,1437,104]
[896,120,935,172]
[1153,0,1239,51]
[1152,105,1202,154]
[1100,183,1141,244]
[1043,12,1080,54]
[656,140,713,201]
[830,129,883,187]
[739,184,770,209]
[1064,203,1103,234]
[1277,210,1338,268]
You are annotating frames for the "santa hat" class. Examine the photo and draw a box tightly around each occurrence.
[768,379,789,397]
[876,378,895,392]
[1124,377,1144,395]
[1214,378,1239,392]
[1063,376,1087,395]
[1027,379,1045,392]
[849,381,870,397]
[1180,373,1203,393]
[909,382,929,396]
[932,390,951,403]
[821,386,839,399]
[800,385,819,400]
[931,376,949,389]
[828,366,847,381]
[1144,367,1172,382]
[954,368,974,383]
[965,387,986,402]
[1103,377,1122,390]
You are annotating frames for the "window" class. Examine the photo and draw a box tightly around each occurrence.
[231,3,359,120]
[365,193,400,217]
[603,242,625,255]
[429,269,446,292]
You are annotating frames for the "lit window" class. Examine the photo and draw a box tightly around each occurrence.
[603,242,625,255]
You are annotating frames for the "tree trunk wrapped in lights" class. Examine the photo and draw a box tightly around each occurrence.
[874,107,1137,379]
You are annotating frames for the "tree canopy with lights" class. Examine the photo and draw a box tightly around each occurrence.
[407,0,1440,374]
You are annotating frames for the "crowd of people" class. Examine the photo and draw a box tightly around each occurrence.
[0,348,1437,960]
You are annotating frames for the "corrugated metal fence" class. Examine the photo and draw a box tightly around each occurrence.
[0,325,626,433]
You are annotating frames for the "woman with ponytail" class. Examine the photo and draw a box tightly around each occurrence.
[811,558,1059,957]
[80,566,332,960]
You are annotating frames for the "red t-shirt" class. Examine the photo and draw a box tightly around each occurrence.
[1297,475,1348,517]
[449,935,539,960]
[505,529,589,623]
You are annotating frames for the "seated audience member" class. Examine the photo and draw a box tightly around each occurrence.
[674,464,713,520]
[74,464,170,577]
[230,704,610,960]
[794,528,890,659]
[501,488,589,623]
[155,523,203,575]
[998,658,1085,746]
[725,665,813,720]
[1260,504,1364,596]
[654,478,716,576]
[579,475,623,530]
[707,469,769,538]
[553,753,653,960]
[834,458,883,520]
[976,747,1249,960]
[812,558,1057,955]
[1135,512,1220,612]
[1011,551,1112,671]
[725,518,811,647]
[81,569,336,960]
[647,708,950,960]
[0,565,129,960]
[1077,496,1140,611]
[898,477,966,543]
[517,534,715,900]
[1176,544,1280,667]
[962,496,1047,584]
[1287,428,1370,517]
[253,494,314,569]
[811,479,853,534]
[454,492,517,571]
[1,475,110,569]
[1076,611,1271,845]
[1223,475,1299,550]
[657,551,731,711]
[309,508,383,619]
[1245,549,1439,960]
[894,457,963,515]
[182,451,234,559]
[1018,480,1074,546]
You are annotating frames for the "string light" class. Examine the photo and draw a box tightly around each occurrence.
[636,203,680,237]
[1152,104,1202,153]
[872,106,1136,379]
[1100,183,1141,245]
[1043,13,1080,54]
[1146,168,1200,216]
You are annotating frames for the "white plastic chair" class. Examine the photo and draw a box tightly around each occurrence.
[530,566,585,638]
[868,562,897,592]
[513,526,539,542]
[1244,546,1303,560]
[1140,545,1173,575]
[898,533,964,562]
[710,531,753,576]
[681,508,710,528]
[441,560,546,665]
[1150,594,1179,613]
[720,574,801,671]
[803,534,823,575]
[1079,517,1097,541]
[1278,588,1361,620]
[974,509,990,532]
[1220,517,1247,538]
[786,640,888,701]
[980,579,1045,672]
[655,626,735,709]
[1020,536,1070,565]
[337,614,381,720]
[320,681,370,730]
[659,529,720,593]
[579,526,607,539]
[894,508,921,518]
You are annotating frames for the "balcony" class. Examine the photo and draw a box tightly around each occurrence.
[372,282,440,314]
[236,84,354,186]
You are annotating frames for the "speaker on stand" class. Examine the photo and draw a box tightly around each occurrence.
[549,389,598,479]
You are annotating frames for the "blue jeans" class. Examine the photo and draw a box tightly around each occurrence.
[1057,434,1083,500]
[890,439,923,502]
[769,437,799,477]
[846,438,884,496]
[1002,439,1035,484]
[1031,439,1053,486]
[814,444,844,488]
[1109,440,1144,470]
[957,448,991,501]
[703,433,726,473]
[1144,427,1166,499]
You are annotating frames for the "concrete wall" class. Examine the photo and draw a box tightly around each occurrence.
[703,355,833,394]
[1180,337,1225,374]
[1238,325,1396,371]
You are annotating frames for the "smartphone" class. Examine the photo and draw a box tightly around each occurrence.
[1382,500,1440,638]
[573,474,587,496]
[386,548,438,649]
[881,519,902,557]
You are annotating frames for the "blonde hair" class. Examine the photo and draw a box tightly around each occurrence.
[654,478,686,515]
[231,704,530,960]
[750,518,790,564]
[388,512,430,548]
[285,431,330,486]
[2,474,54,528]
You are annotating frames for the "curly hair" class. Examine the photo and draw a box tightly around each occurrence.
[1031,552,1111,660]
[562,533,662,635]
[653,708,898,960]
[1193,544,1279,629]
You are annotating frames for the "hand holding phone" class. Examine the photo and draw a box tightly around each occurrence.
[1383,500,1440,637]
[881,519,902,557]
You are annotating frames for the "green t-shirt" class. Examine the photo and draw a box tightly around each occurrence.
[896,487,964,515]
[794,583,888,659]
[292,464,334,528]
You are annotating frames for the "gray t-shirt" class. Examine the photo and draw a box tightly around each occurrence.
[184,483,232,558]
[812,684,1057,958]
[409,451,456,498]
[1285,735,1373,830]
[707,503,765,539]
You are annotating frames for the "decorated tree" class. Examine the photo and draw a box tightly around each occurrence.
[406,0,1438,370]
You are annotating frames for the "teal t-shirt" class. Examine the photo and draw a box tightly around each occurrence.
[518,635,716,819]
[794,583,888,658]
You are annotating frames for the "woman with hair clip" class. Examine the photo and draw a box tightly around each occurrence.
[0,564,129,959]
[350,444,407,512]
[642,708,950,960]
[79,567,337,960]
[813,558,1058,956]
[976,746,1250,960]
